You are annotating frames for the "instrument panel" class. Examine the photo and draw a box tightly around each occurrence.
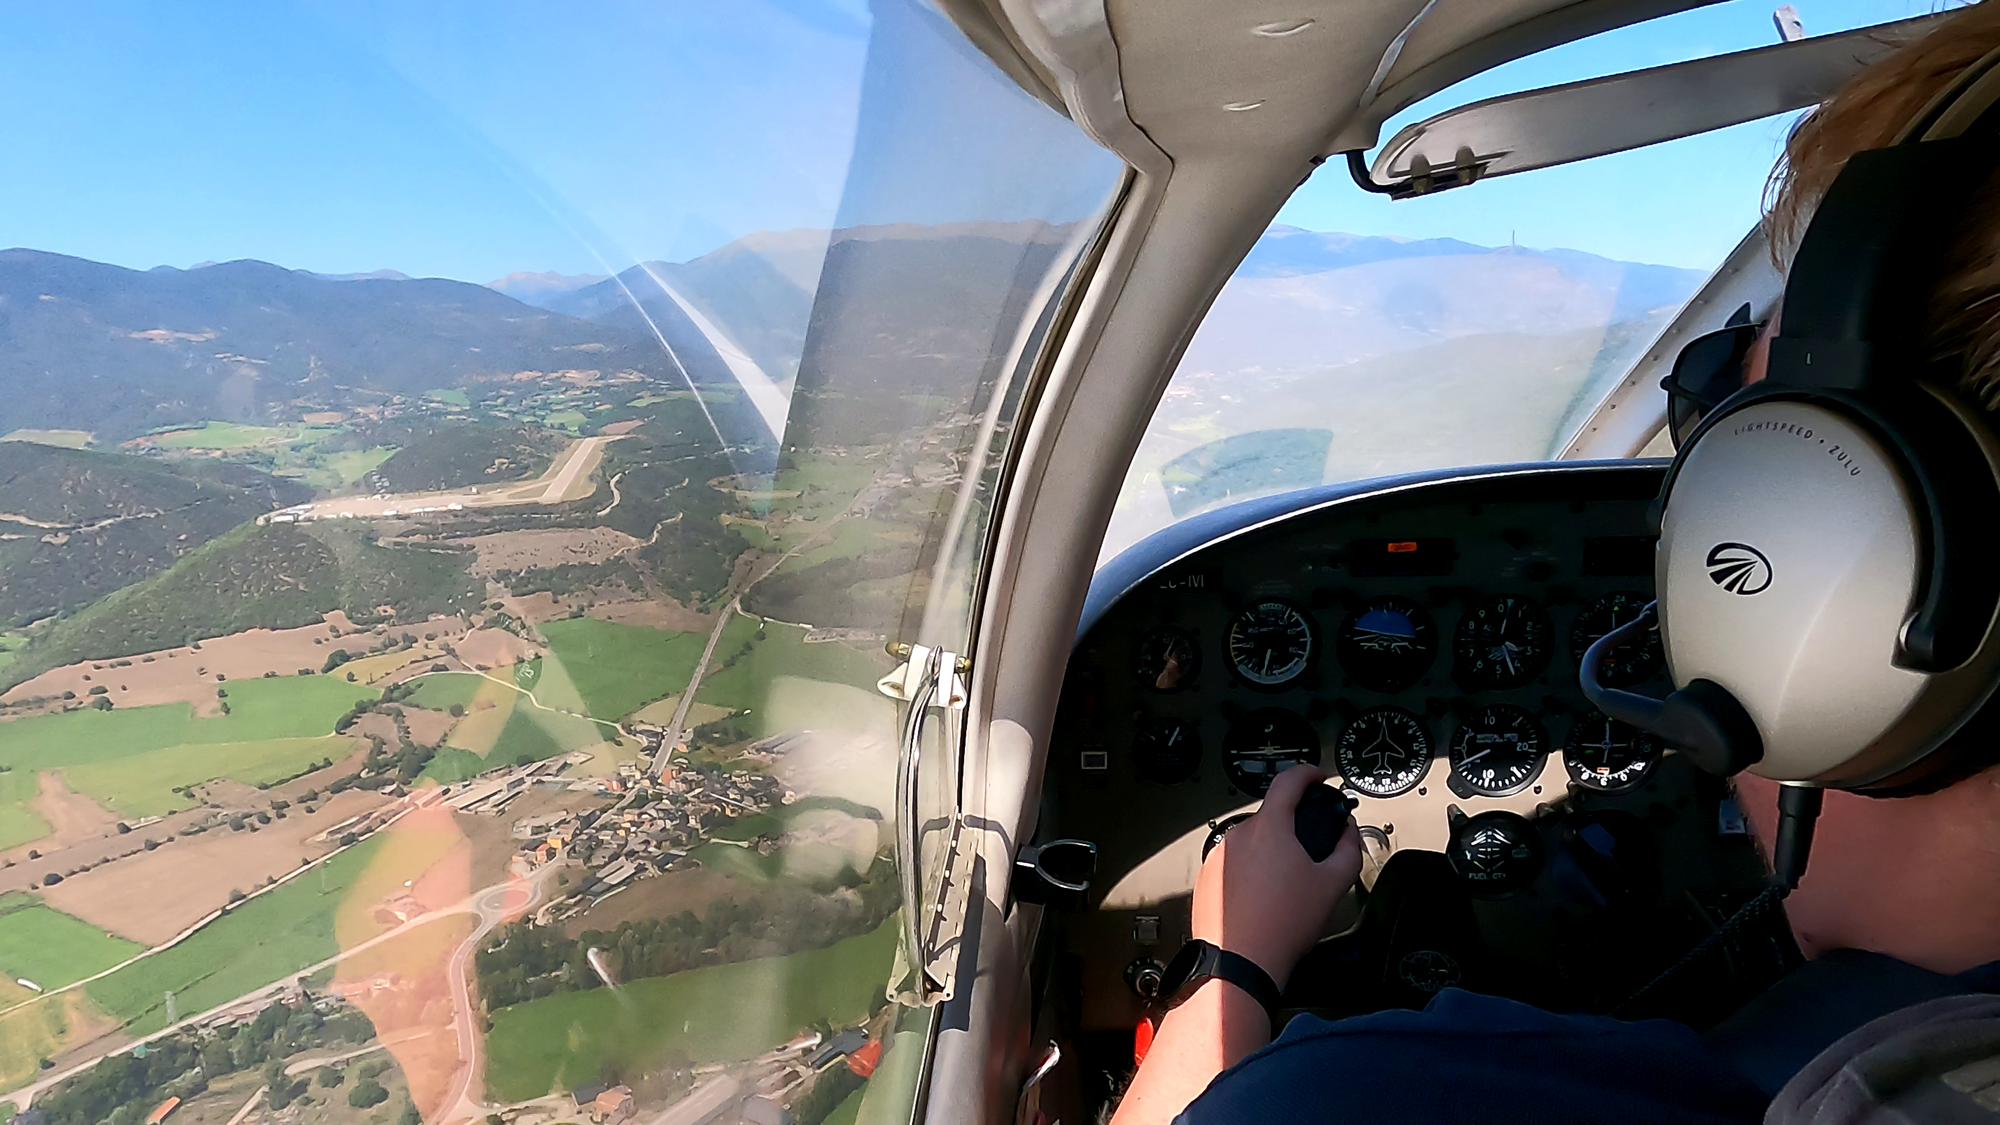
[1059,466,1669,857]
[1044,464,1774,1033]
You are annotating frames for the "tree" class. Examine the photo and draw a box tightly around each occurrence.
[318,1066,345,1087]
[348,1078,389,1108]
[41,873,60,886]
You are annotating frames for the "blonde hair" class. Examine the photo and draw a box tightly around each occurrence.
[1766,1,2000,408]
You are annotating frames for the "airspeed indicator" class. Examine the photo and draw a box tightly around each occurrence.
[1227,600,1316,688]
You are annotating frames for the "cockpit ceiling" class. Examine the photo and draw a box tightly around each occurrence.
[1102,0,1721,162]
[944,0,1760,167]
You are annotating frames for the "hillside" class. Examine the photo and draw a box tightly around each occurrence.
[541,230,826,391]
[784,221,1079,450]
[371,422,569,493]
[3,521,478,687]
[0,443,307,626]
[0,250,680,440]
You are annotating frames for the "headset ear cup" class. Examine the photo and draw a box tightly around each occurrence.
[1851,385,2000,793]
[1879,385,2000,673]
[1652,387,2000,788]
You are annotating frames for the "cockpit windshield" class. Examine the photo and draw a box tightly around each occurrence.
[1099,0,1936,564]
[0,2,1120,1121]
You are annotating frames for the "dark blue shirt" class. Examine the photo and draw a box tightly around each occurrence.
[1177,989,1769,1125]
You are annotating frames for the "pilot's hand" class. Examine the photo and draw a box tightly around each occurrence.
[1192,765,1361,990]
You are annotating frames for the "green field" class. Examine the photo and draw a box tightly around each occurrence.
[418,747,489,784]
[85,837,386,1034]
[151,422,318,451]
[404,674,484,712]
[1,430,92,449]
[694,619,889,727]
[425,702,609,784]
[0,676,374,840]
[64,736,350,818]
[292,446,396,493]
[540,618,708,720]
[482,919,896,1101]
[0,894,143,990]
[0,777,46,854]
[825,1089,867,1125]
[543,410,588,432]
[427,389,471,408]
[796,520,916,567]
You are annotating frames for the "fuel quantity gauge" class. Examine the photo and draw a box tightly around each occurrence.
[1133,716,1202,784]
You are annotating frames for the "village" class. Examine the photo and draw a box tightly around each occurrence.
[432,727,790,919]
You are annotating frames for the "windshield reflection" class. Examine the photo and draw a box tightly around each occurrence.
[0,1,1121,1122]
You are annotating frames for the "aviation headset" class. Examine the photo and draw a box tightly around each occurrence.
[1584,45,2000,829]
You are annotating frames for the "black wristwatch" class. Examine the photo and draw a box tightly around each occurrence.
[1156,939,1282,1027]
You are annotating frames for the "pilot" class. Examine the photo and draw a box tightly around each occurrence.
[1110,8,2000,1124]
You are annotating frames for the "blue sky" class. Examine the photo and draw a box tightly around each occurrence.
[0,0,1944,280]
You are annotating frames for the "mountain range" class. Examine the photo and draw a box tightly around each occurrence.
[0,225,1706,451]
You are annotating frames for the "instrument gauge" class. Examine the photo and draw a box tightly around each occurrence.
[1223,708,1321,795]
[1448,704,1548,797]
[1564,714,1661,792]
[1333,706,1433,798]
[1334,595,1438,692]
[1569,591,1664,687]
[1452,594,1553,690]
[1134,625,1202,693]
[1446,810,1544,897]
[1226,600,1317,688]
[1132,716,1202,784]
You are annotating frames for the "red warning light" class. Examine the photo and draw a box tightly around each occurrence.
[1386,541,1420,553]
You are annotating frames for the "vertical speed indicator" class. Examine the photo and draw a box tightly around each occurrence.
[1226,600,1317,688]
[1447,704,1549,797]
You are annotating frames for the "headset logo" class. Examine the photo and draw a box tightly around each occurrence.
[1706,542,1772,595]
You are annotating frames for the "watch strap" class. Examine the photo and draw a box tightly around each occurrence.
[1163,939,1282,1025]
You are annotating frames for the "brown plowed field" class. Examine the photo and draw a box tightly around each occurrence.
[455,527,644,578]
[44,789,395,944]
[587,597,715,633]
[1,612,472,713]
[452,628,536,671]
[562,866,746,936]
[0,772,121,865]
